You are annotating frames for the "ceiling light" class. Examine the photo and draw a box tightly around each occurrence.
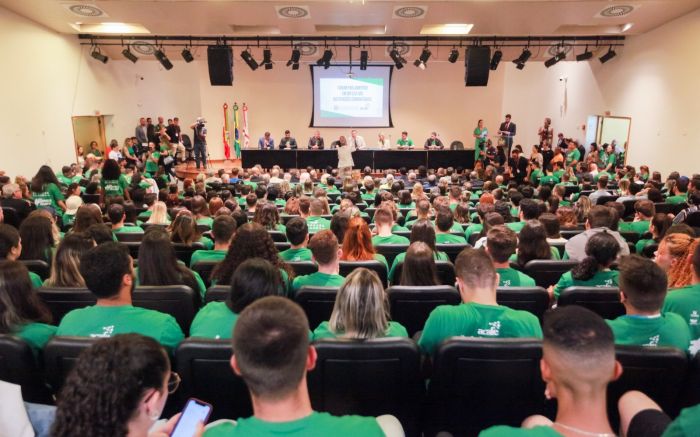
[181,48,194,63]
[287,47,301,69]
[360,50,368,70]
[317,49,333,69]
[513,48,531,70]
[414,47,431,69]
[75,22,150,34]
[621,23,634,32]
[121,48,138,63]
[599,46,617,63]
[576,46,593,62]
[489,50,502,70]
[154,49,173,70]
[91,47,108,64]
[419,23,474,35]
[262,49,273,70]
[544,51,566,68]
[241,49,259,70]
[448,48,459,64]
[389,48,406,70]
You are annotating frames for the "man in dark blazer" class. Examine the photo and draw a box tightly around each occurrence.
[508,148,529,184]
[498,114,517,155]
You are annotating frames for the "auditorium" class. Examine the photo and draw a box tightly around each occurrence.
[1,0,700,436]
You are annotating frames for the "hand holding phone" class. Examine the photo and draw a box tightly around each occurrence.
[169,398,212,437]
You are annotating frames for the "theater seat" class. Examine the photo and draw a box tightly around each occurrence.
[172,242,205,266]
[557,287,625,320]
[114,232,145,242]
[393,261,456,287]
[20,259,50,280]
[175,339,252,421]
[44,336,100,394]
[642,243,659,258]
[295,286,339,331]
[375,244,409,268]
[133,285,197,335]
[620,231,641,244]
[679,352,700,409]
[560,230,584,240]
[191,260,219,288]
[549,241,566,258]
[287,261,318,277]
[268,231,288,242]
[123,241,141,259]
[496,287,550,322]
[274,241,291,252]
[425,338,545,436]
[339,260,388,288]
[436,244,469,263]
[387,285,460,337]
[308,338,424,437]
[37,287,95,323]
[1,207,20,228]
[204,285,228,304]
[0,334,52,403]
[523,260,578,288]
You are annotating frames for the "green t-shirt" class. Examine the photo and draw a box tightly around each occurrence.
[28,271,43,289]
[607,313,691,352]
[101,175,128,197]
[279,247,313,262]
[196,217,214,228]
[636,238,655,254]
[465,224,483,241]
[113,225,144,234]
[292,272,345,294]
[372,234,410,246]
[497,267,536,287]
[389,251,450,284]
[392,223,409,233]
[618,220,650,236]
[663,283,700,351]
[145,152,160,174]
[530,169,544,185]
[190,249,227,267]
[538,175,559,186]
[32,183,65,216]
[312,320,408,341]
[480,425,563,437]
[418,302,543,355]
[506,222,526,233]
[566,149,581,166]
[16,322,57,353]
[203,411,384,437]
[396,138,415,147]
[552,270,619,300]
[436,233,467,244]
[662,404,700,437]
[306,216,331,232]
[56,305,184,350]
[190,302,238,339]
[552,170,565,181]
[666,193,688,205]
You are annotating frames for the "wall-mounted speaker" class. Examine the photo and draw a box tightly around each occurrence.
[208,45,233,86]
[465,46,490,87]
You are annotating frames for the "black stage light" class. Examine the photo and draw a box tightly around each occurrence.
[181,48,194,63]
[262,49,273,70]
[513,48,531,70]
[544,51,566,68]
[91,47,108,64]
[599,47,617,64]
[287,48,301,67]
[414,47,431,69]
[360,50,368,70]
[389,48,406,70]
[576,46,593,62]
[489,49,502,70]
[241,49,259,70]
[122,48,138,63]
[317,49,333,69]
[448,48,459,64]
[154,49,173,70]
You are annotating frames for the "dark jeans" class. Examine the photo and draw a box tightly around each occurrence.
[194,143,207,169]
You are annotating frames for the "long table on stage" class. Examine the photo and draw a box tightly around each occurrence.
[241,149,474,170]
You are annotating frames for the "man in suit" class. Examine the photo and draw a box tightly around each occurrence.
[146,117,157,144]
[498,114,517,155]
[166,117,184,162]
[308,130,324,149]
[508,148,529,184]
[279,130,298,149]
[258,132,275,150]
[135,117,148,146]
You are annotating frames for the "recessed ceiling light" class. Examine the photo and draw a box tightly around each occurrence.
[73,22,150,34]
[420,23,473,35]
[621,23,634,32]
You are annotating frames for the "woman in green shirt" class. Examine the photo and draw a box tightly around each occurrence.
[635,213,672,255]
[0,260,56,353]
[313,268,408,340]
[473,119,488,163]
[551,231,620,300]
[100,158,130,201]
[30,165,66,217]
[253,202,287,234]
[169,211,214,250]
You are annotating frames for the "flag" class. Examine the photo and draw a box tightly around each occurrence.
[222,103,231,159]
[233,102,241,159]
[242,103,250,149]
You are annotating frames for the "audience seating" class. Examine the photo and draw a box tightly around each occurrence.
[620,231,641,244]
[595,195,620,205]
[654,203,687,215]
[684,211,700,227]
[392,261,456,287]
[80,193,100,204]
[140,223,169,232]
[132,285,197,334]
[436,243,469,263]
[295,286,339,330]
[1,207,20,228]
[204,285,228,304]
[173,242,205,266]
[339,260,388,288]
[386,285,460,337]
[496,287,550,322]
[19,259,51,280]
[557,287,625,320]
[36,287,96,322]
[560,230,584,240]
[44,336,100,394]
[196,224,211,234]
[0,334,52,403]
[268,231,288,242]
[124,241,141,259]
[641,242,659,258]
[308,338,424,437]
[114,232,145,242]
[425,338,546,436]
[191,260,218,288]
[467,232,481,246]
[274,241,291,251]
[287,261,318,277]
[280,214,300,225]
[679,352,700,409]
[549,241,566,257]
[375,244,410,267]
[621,200,637,220]
[523,260,578,288]
[175,339,252,421]
[564,186,580,197]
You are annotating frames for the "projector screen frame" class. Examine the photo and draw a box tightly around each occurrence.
[309,64,394,129]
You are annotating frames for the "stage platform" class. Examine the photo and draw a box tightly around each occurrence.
[174,159,241,179]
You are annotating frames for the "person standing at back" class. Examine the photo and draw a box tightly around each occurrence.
[190,118,208,170]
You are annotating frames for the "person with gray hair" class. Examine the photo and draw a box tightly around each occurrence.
[0,183,34,222]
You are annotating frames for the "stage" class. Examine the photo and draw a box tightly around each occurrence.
[174,159,241,179]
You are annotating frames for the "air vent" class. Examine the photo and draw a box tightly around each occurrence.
[597,5,635,18]
[386,41,410,56]
[276,6,310,19]
[130,41,155,55]
[63,4,107,17]
[298,42,317,56]
[393,6,427,19]
[547,43,573,57]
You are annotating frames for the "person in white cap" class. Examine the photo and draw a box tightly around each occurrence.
[63,195,83,227]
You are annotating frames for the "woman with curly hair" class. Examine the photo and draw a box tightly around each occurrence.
[51,334,181,437]
[656,233,698,289]
[512,220,560,267]
[44,233,95,288]
[70,204,105,234]
[168,210,213,249]
[283,196,300,215]
[340,217,387,267]
[211,222,293,292]
[253,202,286,233]
[556,206,579,230]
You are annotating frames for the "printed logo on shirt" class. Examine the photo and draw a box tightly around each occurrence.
[477,321,501,337]
[690,310,699,326]
[90,325,115,338]
[501,280,512,286]
[690,338,700,356]
[644,335,660,347]
[599,279,614,287]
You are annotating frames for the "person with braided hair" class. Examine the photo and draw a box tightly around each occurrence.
[655,232,698,289]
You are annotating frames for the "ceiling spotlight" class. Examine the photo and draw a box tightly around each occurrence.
[91,47,108,64]
[241,49,259,70]
[576,46,593,62]
[317,49,333,69]
[262,49,273,70]
[513,48,531,70]
[287,47,301,68]
[599,46,617,64]
[360,50,368,70]
[544,51,566,68]
[448,48,459,64]
[489,49,502,70]
[389,48,406,70]
[181,48,194,63]
[414,47,431,69]
[121,48,138,63]
[154,49,173,70]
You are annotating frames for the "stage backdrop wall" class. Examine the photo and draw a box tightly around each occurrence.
[2,4,700,177]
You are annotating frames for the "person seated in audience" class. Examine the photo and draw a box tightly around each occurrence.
[191,195,213,228]
[418,248,542,355]
[292,230,345,295]
[619,199,654,236]
[588,175,610,206]
[190,215,237,267]
[486,226,536,287]
[512,220,560,268]
[244,193,258,215]
[405,198,432,228]
[340,217,388,267]
[51,334,184,437]
[539,212,567,244]
[564,205,630,261]
[62,194,82,228]
[663,242,700,353]
[389,220,449,284]
[464,203,495,242]
[0,182,34,223]
[253,202,286,233]
[190,258,280,339]
[371,207,410,245]
[473,211,505,249]
[0,223,44,287]
[30,165,66,219]
[481,306,620,437]
[397,190,415,209]
[435,208,467,244]
[655,232,698,289]
[509,198,540,233]
[70,203,104,234]
[56,242,184,349]
[636,213,672,254]
[673,189,700,224]
[313,268,408,340]
[279,217,313,262]
[168,210,213,249]
[0,260,55,353]
[618,391,699,437]
[203,296,400,436]
[399,241,439,286]
[608,255,691,352]
[44,233,95,288]
[665,176,689,205]
[305,198,331,232]
[551,231,620,300]
[19,213,58,265]
[107,203,144,234]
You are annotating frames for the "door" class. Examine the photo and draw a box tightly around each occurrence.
[72,116,107,161]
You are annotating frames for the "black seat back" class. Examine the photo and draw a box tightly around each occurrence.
[387,285,460,337]
[0,334,52,403]
[684,211,700,227]
[295,287,339,330]
[20,259,51,280]
[375,244,409,268]
[44,336,100,394]
[679,352,700,409]
[426,338,545,436]
[204,285,229,304]
[37,287,95,322]
[133,285,196,334]
[191,260,219,288]
[1,207,20,228]
[524,260,578,288]
[560,229,584,240]
[339,260,388,288]
[274,242,291,251]
[287,261,318,277]
[172,242,205,266]
[175,339,252,421]
[642,242,659,258]
[557,287,625,320]
[393,261,456,286]
[268,231,288,242]
[496,287,550,322]
[114,232,145,242]
[620,231,641,244]
[436,244,469,263]
[308,338,424,437]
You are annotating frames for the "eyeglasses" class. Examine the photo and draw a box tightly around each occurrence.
[168,372,181,394]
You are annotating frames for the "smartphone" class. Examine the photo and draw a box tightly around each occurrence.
[170,398,212,437]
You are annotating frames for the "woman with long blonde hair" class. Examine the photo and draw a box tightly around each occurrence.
[656,233,698,289]
[411,183,426,202]
[44,233,95,287]
[146,201,170,225]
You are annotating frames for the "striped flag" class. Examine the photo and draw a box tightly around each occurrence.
[232,103,241,158]
[242,103,250,149]
[222,103,231,159]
